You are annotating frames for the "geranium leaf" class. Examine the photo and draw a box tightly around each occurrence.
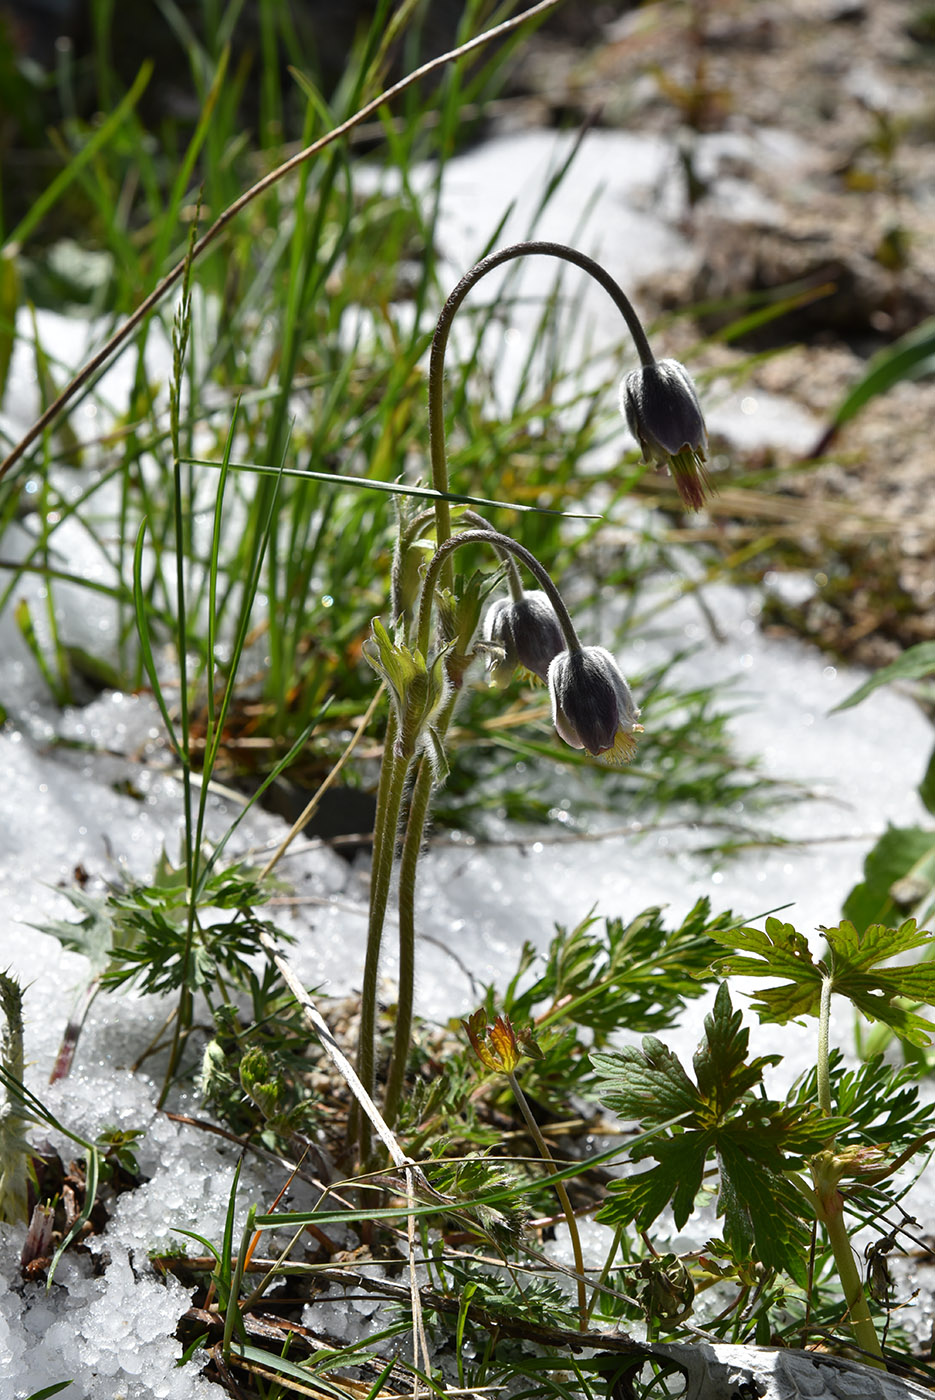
[709,918,824,1022]
[593,986,840,1270]
[692,981,780,1112]
[591,1040,702,1125]
[711,916,935,1045]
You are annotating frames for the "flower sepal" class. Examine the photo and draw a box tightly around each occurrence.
[481,589,565,688]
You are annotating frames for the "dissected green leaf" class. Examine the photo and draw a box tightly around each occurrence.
[30,886,120,974]
[692,981,778,1112]
[709,918,824,1021]
[486,901,730,1112]
[445,1259,578,1328]
[509,897,728,1042]
[711,915,935,1045]
[594,984,839,1277]
[792,1050,935,1149]
[714,1138,811,1285]
[592,1039,703,1125]
[826,916,934,973]
[36,855,282,1003]
[822,919,935,1044]
[604,1133,708,1235]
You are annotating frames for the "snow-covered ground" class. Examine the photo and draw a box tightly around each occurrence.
[1,127,933,1398]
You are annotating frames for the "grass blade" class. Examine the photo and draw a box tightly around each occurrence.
[223,1344,362,1399]
[0,0,562,481]
[832,641,935,712]
[183,457,601,518]
[132,518,180,757]
[811,316,935,455]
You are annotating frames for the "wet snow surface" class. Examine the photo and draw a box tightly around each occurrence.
[2,128,933,1397]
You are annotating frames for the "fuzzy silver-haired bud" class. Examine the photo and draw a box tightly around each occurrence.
[620,358,710,511]
[548,645,642,764]
[482,590,565,688]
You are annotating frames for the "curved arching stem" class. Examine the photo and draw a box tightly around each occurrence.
[428,240,656,581]
[459,509,524,600]
[417,527,580,659]
[381,524,577,1134]
[382,751,434,1130]
[393,508,523,623]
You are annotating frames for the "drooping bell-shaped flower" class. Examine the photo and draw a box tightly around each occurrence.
[481,590,565,688]
[548,645,642,764]
[620,358,711,511]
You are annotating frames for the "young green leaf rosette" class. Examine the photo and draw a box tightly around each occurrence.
[481,588,565,688]
[548,645,642,764]
[620,357,711,511]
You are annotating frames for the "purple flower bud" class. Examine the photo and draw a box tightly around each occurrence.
[548,646,642,764]
[620,358,711,511]
[482,590,565,688]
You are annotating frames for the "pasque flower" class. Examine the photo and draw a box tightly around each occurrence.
[548,645,642,764]
[620,357,711,511]
[482,589,565,687]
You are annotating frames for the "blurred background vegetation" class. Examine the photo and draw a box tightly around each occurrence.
[0,0,932,844]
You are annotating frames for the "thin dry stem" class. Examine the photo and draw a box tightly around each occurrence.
[258,928,435,1392]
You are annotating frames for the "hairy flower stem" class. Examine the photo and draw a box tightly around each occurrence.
[507,1070,588,1331]
[818,973,833,1124]
[395,510,524,621]
[810,973,884,1368]
[383,664,462,1129]
[379,529,563,1136]
[460,510,525,601]
[812,1162,886,1368]
[417,528,580,660]
[382,754,434,1130]
[428,240,656,587]
[356,710,411,1164]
